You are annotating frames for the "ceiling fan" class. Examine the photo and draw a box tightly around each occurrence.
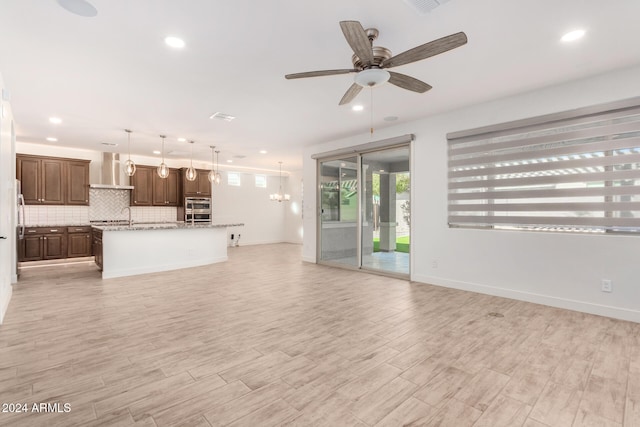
[285,21,467,105]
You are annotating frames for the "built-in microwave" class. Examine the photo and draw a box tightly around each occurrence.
[185,197,212,223]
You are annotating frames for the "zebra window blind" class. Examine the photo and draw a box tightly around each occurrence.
[447,98,640,234]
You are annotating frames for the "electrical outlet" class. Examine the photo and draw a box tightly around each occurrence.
[601,279,612,293]
[432,260,438,268]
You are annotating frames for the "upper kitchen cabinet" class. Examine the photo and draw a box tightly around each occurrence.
[130,166,154,206]
[17,154,83,205]
[182,168,211,197]
[152,168,179,206]
[66,160,90,205]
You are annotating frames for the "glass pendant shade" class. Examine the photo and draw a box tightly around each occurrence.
[124,159,136,176]
[157,134,169,178]
[185,166,197,181]
[124,129,136,177]
[157,162,169,178]
[208,169,215,183]
[186,140,197,181]
[214,172,221,185]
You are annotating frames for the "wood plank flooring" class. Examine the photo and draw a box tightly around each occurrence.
[0,243,638,426]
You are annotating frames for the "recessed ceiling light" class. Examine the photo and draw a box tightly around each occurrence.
[259,150,267,154]
[177,137,186,142]
[227,159,233,163]
[101,142,118,147]
[46,137,58,142]
[49,117,62,124]
[164,36,185,49]
[153,150,161,155]
[561,29,586,42]
[383,116,399,122]
[352,105,364,112]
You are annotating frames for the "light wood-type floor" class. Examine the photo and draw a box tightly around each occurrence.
[1,243,638,426]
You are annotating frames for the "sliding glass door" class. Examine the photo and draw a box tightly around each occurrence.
[319,156,359,267]
[318,145,410,277]
[361,147,410,275]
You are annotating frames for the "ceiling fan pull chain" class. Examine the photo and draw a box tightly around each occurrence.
[370,86,374,138]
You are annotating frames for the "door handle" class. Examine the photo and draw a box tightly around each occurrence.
[0,236,7,239]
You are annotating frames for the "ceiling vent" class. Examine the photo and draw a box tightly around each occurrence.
[404,0,451,14]
[209,112,236,122]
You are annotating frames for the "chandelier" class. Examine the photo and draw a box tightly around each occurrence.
[270,161,290,202]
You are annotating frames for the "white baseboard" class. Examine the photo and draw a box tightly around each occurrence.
[0,284,13,325]
[412,274,640,324]
[302,256,315,264]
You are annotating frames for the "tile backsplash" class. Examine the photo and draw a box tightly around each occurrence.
[23,189,177,225]
[24,205,89,226]
[89,188,130,220]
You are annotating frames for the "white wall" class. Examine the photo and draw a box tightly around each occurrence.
[0,74,15,324]
[212,170,289,246]
[304,64,640,322]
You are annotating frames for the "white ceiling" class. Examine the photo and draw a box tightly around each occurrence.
[1,0,640,172]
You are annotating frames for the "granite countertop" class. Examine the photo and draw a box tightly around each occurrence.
[91,222,244,231]
[25,224,91,228]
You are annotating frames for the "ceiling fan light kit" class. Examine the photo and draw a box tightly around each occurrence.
[285,20,467,105]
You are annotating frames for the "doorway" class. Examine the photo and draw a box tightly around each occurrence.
[317,145,410,277]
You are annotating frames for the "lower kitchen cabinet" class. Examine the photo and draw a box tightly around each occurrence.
[67,226,92,258]
[92,229,103,271]
[21,234,44,261]
[18,227,67,261]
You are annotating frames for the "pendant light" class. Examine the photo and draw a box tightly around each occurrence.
[123,129,136,176]
[185,140,197,181]
[270,161,290,202]
[208,145,218,183]
[214,150,221,184]
[157,134,170,178]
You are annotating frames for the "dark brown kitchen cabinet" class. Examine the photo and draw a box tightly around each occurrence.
[182,168,211,197]
[152,168,179,206]
[43,231,66,259]
[67,226,92,258]
[17,155,90,205]
[20,234,44,261]
[130,166,154,206]
[17,155,64,205]
[18,227,67,261]
[92,228,103,271]
[66,160,90,205]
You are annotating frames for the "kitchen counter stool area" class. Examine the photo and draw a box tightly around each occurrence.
[92,223,243,279]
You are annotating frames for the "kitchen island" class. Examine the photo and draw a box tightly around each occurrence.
[92,222,243,279]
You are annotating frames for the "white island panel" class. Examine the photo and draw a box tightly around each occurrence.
[101,226,228,279]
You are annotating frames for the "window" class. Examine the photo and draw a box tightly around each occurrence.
[447,98,640,234]
[227,172,241,186]
[255,174,267,188]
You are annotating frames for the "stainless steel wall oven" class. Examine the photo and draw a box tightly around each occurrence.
[184,197,212,223]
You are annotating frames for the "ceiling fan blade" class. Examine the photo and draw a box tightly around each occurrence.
[339,83,363,105]
[382,32,468,68]
[285,69,357,79]
[388,72,432,93]
[339,21,374,65]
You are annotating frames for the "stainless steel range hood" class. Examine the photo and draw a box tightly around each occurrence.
[89,153,134,190]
